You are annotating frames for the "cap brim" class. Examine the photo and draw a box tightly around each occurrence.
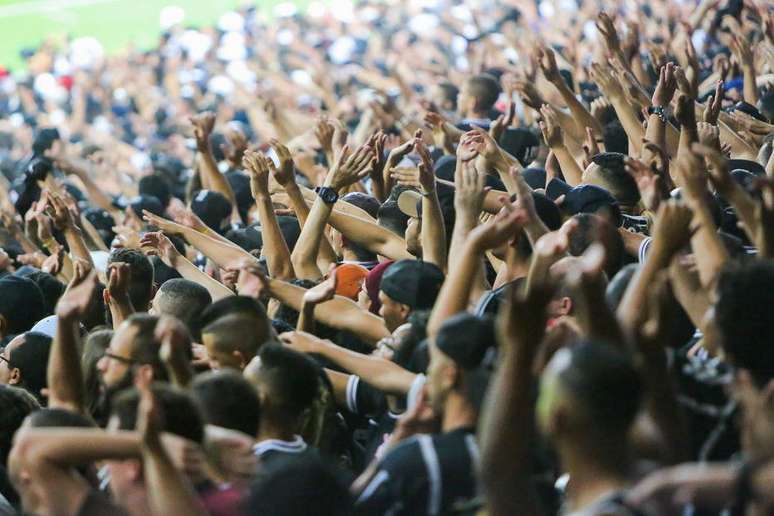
[397,190,423,219]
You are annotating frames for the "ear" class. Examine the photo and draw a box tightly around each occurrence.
[233,350,247,369]
[559,296,573,316]
[8,368,21,385]
[146,284,158,311]
[134,364,155,384]
[398,303,412,320]
[442,362,460,391]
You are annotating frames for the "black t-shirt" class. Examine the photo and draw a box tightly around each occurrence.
[253,436,319,470]
[356,427,481,515]
[345,375,399,470]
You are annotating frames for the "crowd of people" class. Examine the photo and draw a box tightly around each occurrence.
[0,0,773,514]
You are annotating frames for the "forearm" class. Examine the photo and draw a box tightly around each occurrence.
[255,193,295,280]
[617,246,670,332]
[20,429,141,468]
[173,255,234,301]
[181,228,256,271]
[290,197,331,280]
[553,81,603,136]
[427,240,481,337]
[421,190,447,270]
[448,210,478,272]
[327,210,412,261]
[268,279,390,344]
[64,227,94,267]
[480,345,541,516]
[313,339,416,395]
[296,301,316,333]
[742,65,759,106]
[550,145,584,186]
[687,200,728,290]
[73,171,120,219]
[48,318,86,414]
[108,296,135,329]
[609,96,645,154]
[198,150,237,207]
[143,442,208,516]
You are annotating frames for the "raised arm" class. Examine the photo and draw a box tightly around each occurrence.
[243,149,295,280]
[280,331,417,395]
[539,104,584,186]
[48,262,97,414]
[191,112,238,210]
[414,137,446,270]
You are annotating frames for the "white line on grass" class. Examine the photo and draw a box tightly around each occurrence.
[0,0,119,18]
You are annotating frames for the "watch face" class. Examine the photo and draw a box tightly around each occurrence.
[319,188,337,203]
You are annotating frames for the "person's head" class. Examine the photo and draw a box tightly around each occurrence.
[97,314,166,396]
[377,199,410,236]
[0,385,39,466]
[429,81,459,113]
[245,453,353,516]
[108,248,155,312]
[567,213,625,278]
[150,279,212,340]
[25,408,94,429]
[190,189,232,234]
[458,74,500,117]
[82,329,112,413]
[378,260,444,332]
[338,192,379,262]
[199,295,268,327]
[0,332,51,403]
[333,263,369,300]
[601,121,628,154]
[13,269,64,316]
[0,275,46,340]
[192,370,260,437]
[107,384,204,505]
[537,341,641,454]
[582,153,640,211]
[243,345,320,434]
[201,312,272,370]
[138,173,172,208]
[427,314,494,415]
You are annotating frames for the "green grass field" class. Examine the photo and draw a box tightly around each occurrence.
[0,0,299,72]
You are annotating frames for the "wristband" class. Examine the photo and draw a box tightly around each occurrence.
[648,105,667,123]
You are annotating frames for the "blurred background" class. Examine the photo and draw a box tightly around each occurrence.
[0,0,312,71]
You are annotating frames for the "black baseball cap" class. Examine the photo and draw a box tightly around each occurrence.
[226,172,254,220]
[0,276,46,335]
[128,195,165,218]
[547,179,622,226]
[379,260,444,310]
[435,313,495,370]
[728,159,766,177]
[226,226,263,252]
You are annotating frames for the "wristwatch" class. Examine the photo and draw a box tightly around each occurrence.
[648,105,667,123]
[315,186,339,204]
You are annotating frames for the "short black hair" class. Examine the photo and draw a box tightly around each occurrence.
[8,332,52,402]
[601,121,629,154]
[589,152,640,207]
[155,279,212,338]
[0,275,46,335]
[437,82,459,111]
[377,200,410,236]
[558,341,642,435]
[0,385,39,465]
[138,174,172,208]
[123,313,169,382]
[192,370,260,436]
[254,345,320,425]
[14,269,64,316]
[715,261,774,387]
[111,383,205,444]
[108,248,154,311]
[201,312,272,361]
[465,74,501,113]
[245,453,353,515]
[27,408,95,429]
[199,295,268,329]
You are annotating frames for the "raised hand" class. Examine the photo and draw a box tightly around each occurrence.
[674,93,696,131]
[315,116,335,155]
[513,80,546,110]
[142,209,187,235]
[697,122,721,150]
[596,12,622,54]
[268,139,296,187]
[539,104,563,148]
[242,150,271,198]
[45,192,77,231]
[454,159,487,217]
[235,259,269,299]
[489,100,515,142]
[105,262,131,305]
[221,126,248,168]
[589,62,624,99]
[468,201,526,252]
[140,231,180,268]
[702,81,724,125]
[326,143,373,191]
[303,266,338,305]
[413,136,436,194]
[536,46,561,84]
[135,373,163,449]
[651,62,677,107]
[582,127,601,169]
[533,219,578,261]
[190,112,216,152]
[55,261,98,322]
[155,315,192,373]
[625,156,667,212]
[651,200,694,257]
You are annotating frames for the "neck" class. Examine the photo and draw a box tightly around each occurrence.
[558,434,631,511]
[441,392,477,433]
[466,109,488,120]
[256,419,297,443]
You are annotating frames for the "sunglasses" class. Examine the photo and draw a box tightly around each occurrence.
[102,351,139,366]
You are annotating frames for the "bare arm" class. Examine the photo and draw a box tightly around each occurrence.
[281,332,417,395]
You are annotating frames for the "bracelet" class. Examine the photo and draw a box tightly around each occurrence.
[648,105,667,123]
